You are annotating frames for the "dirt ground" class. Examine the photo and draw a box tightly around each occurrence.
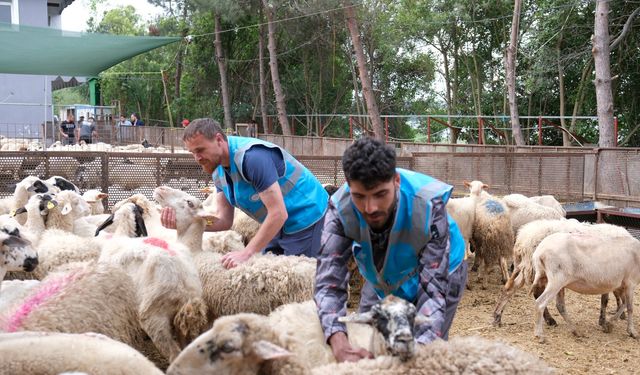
[450,267,640,374]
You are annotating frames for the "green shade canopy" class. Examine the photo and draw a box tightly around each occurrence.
[0,22,180,77]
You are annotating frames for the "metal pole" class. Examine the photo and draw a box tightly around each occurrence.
[385,116,389,142]
[538,116,542,146]
[427,116,431,143]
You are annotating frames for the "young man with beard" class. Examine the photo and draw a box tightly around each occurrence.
[315,137,467,362]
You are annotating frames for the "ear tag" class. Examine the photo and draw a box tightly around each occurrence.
[9,210,16,217]
[47,202,55,210]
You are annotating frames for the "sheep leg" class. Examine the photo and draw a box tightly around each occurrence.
[532,281,557,326]
[498,256,510,284]
[480,257,489,290]
[555,288,583,337]
[493,266,523,327]
[615,289,626,320]
[599,293,609,327]
[139,312,182,362]
[624,287,637,339]
[603,290,627,333]
[534,282,563,343]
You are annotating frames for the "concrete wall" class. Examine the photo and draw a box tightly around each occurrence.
[0,0,58,138]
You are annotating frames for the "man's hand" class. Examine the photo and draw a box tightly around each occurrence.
[160,207,177,229]
[329,332,373,363]
[221,249,254,269]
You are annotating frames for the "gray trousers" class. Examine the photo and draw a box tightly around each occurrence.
[358,259,468,340]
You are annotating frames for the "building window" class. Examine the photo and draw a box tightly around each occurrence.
[0,1,12,24]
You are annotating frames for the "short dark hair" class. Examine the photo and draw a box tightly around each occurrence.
[183,118,227,142]
[342,137,396,189]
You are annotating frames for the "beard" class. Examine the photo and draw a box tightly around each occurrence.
[199,160,216,175]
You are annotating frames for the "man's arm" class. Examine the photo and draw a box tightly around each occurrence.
[220,181,286,269]
[315,203,372,362]
[414,197,451,344]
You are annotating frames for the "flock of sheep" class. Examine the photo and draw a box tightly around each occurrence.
[0,169,637,374]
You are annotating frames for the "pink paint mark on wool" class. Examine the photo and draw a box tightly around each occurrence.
[143,237,176,256]
[4,271,81,332]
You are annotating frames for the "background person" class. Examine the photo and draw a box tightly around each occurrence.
[59,114,76,145]
[160,118,329,269]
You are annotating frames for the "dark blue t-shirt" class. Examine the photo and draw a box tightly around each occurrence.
[218,145,285,204]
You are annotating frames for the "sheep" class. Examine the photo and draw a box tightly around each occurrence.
[166,296,553,375]
[0,331,163,375]
[0,279,40,313]
[310,336,554,375]
[468,184,514,289]
[502,193,564,236]
[529,194,566,216]
[153,186,316,318]
[0,262,146,349]
[531,231,640,343]
[446,180,486,260]
[200,186,260,246]
[0,176,57,224]
[82,189,108,215]
[98,236,209,362]
[493,219,632,328]
[45,176,80,193]
[0,228,39,282]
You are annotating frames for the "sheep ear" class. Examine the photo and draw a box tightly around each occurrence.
[463,180,471,187]
[95,214,114,237]
[61,203,73,215]
[97,193,108,199]
[252,340,292,361]
[482,184,489,190]
[338,311,375,325]
[414,314,432,327]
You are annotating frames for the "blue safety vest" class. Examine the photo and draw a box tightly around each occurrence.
[333,168,465,301]
[212,136,328,234]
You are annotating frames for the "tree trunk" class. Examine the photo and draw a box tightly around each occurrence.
[261,0,291,136]
[174,5,188,100]
[593,0,616,147]
[505,0,525,145]
[258,22,269,134]
[557,34,570,146]
[344,1,384,140]
[214,14,234,131]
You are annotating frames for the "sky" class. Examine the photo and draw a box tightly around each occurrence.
[61,0,164,32]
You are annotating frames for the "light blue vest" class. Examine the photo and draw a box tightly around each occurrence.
[213,136,328,234]
[333,169,465,301]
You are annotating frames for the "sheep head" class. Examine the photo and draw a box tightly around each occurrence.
[166,313,292,375]
[339,295,430,361]
[0,227,38,277]
[464,180,489,197]
[154,186,217,228]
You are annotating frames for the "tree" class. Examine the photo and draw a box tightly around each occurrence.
[214,13,234,130]
[344,0,384,140]
[505,0,525,145]
[593,0,615,147]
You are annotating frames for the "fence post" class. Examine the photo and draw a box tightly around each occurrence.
[385,116,389,142]
[349,116,353,139]
[538,116,542,146]
[427,117,431,143]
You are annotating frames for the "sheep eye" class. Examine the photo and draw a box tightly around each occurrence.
[186,200,195,208]
[220,342,235,353]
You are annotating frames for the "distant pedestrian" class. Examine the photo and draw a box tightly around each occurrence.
[59,114,76,145]
[182,119,190,128]
[131,113,144,126]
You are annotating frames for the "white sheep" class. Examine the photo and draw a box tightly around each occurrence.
[0,227,39,282]
[98,236,209,362]
[468,183,514,289]
[502,193,564,236]
[153,186,316,318]
[446,180,486,260]
[0,331,164,375]
[0,279,40,313]
[166,296,553,375]
[493,219,632,328]
[529,194,566,216]
[0,176,57,224]
[200,186,260,245]
[531,231,640,343]
[82,189,108,215]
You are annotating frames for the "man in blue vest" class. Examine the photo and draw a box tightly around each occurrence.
[315,137,467,363]
[160,118,328,269]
